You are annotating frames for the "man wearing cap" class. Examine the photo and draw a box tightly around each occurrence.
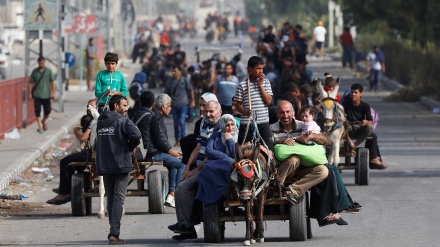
[313,21,327,59]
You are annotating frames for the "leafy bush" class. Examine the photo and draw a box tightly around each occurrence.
[355,30,440,102]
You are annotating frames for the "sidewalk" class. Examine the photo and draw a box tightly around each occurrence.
[0,63,192,191]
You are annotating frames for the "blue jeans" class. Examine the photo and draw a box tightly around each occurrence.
[369,69,381,92]
[342,46,353,68]
[153,153,186,192]
[171,105,188,141]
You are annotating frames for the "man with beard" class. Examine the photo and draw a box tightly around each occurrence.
[168,100,222,241]
[96,95,141,244]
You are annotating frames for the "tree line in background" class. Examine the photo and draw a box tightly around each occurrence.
[244,0,328,33]
[341,0,440,101]
[244,0,440,101]
[341,0,440,47]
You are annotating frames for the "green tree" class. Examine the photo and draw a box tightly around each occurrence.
[340,0,440,47]
[245,0,328,30]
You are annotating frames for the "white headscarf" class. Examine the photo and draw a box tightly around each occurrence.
[220,114,238,146]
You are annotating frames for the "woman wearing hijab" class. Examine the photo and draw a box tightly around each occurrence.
[196,114,238,205]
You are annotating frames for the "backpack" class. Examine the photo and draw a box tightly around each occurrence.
[371,107,379,130]
[134,112,150,161]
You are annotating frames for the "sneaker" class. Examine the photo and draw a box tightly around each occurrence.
[165,194,175,208]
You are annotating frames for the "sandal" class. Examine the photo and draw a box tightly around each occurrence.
[46,195,71,205]
[318,213,348,227]
[347,149,357,157]
[352,201,363,210]
[370,157,388,169]
[283,187,298,205]
[43,123,48,131]
[341,206,360,214]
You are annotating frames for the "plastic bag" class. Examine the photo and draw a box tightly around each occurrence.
[4,127,20,140]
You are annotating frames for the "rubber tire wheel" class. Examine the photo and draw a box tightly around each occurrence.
[289,195,307,241]
[305,192,313,239]
[203,202,222,243]
[71,173,91,216]
[148,170,165,214]
[355,147,369,185]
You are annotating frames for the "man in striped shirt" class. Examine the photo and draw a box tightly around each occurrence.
[234,56,274,149]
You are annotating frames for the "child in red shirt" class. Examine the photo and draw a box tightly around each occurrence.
[323,73,341,102]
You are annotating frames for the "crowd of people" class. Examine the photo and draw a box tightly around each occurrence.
[33,20,389,243]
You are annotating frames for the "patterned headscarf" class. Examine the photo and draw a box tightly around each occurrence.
[220,114,239,145]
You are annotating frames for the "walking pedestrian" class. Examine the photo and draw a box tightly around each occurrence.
[28,56,56,133]
[164,66,195,146]
[212,63,239,114]
[339,27,354,68]
[366,45,385,93]
[312,21,327,59]
[96,95,141,244]
[85,37,97,91]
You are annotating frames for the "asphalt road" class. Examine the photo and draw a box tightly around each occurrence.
[1,31,440,246]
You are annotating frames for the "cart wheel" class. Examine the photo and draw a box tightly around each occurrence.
[355,147,369,185]
[203,202,222,243]
[289,195,307,241]
[71,173,91,216]
[148,170,165,214]
[305,192,313,239]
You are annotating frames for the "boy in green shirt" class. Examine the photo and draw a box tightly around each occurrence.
[95,52,128,112]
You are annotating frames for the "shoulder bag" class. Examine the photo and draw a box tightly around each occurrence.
[31,69,46,95]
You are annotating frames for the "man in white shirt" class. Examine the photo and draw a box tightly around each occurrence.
[313,21,327,59]
[366,45,385,93]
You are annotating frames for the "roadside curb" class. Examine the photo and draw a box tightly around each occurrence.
[0,111,84,191]
[356,63,439,111]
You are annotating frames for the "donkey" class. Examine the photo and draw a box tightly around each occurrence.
[233,142,272,246]
[317,78,347,166]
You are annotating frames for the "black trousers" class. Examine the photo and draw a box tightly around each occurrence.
[58,149,88,195]
[308,169,338,219]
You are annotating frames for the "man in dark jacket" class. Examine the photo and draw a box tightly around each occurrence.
[132,92,185,208]
[96,95,141,244]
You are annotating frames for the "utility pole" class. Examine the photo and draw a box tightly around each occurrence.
[328,0,335,47]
